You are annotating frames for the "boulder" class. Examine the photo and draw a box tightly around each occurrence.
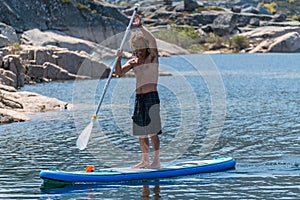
[13,91,69,113]
[43,62,77,80]
[211,14,238,36]
[54,50,110,78]
[0,83,70,124]
[26,64,45,79]
[0,35,9,48]
[249,18,260,27]
[156,39,189,56]
[0,83,16,92]
[0,0,129,43]
[0,108,29,123]
[268,32,300,52]
[257,6,271,15]
[231,6,241,13]
[18,44,110,80]
[240,26,300,39]
[242,6,259,14]
[0,69,16,87]
[0,22,18,44]
[191,11,220,26]
[2,55,25,88]
[272,13,287,22]
[21,29,115,57]
[184,0,199,12]
[245,27,300,53]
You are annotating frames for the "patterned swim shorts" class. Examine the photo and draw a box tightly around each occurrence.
[132,91,162,136]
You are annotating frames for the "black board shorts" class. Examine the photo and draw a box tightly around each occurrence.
[132,91,162,136]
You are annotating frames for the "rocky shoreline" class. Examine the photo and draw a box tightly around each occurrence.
[1,0,300,124]
[0,84,70,123]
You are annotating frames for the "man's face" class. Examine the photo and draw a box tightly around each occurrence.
[134,39,147,59]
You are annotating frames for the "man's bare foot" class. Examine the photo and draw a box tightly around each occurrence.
[131,161,150,169]
[147,162,161,169]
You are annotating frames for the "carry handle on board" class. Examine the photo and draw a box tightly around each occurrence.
[76,4,140,150]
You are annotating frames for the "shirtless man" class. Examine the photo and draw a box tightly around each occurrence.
[114,15,161,169]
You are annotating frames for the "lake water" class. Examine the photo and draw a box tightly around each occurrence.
[0,53,299,199]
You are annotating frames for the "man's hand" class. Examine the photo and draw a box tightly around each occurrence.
[116,49,122,57]
[132,14,142,28]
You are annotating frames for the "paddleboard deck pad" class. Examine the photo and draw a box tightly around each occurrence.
[40,156,235,183]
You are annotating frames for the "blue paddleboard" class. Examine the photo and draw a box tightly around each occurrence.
[40,156,235,183]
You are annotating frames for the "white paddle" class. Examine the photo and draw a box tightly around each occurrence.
[76,4,140,150]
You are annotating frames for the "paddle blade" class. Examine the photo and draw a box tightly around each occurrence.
[76,121,94,150]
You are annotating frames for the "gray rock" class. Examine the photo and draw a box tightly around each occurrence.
[0,22,18,43]
[272,13,287,22]
[211,14,238,36]
[0,108,29,123]
[0,68,16,87]
[0,83,70,124]
[268,32,300,52]
[249,18,260,27]
[26,64,45,79]
[0,0,128,43]
[43,62,77,80]
[2,55,25,88]
[184,0,199,12]
[241,6,259,14]
[0,35,9,48]
[191,11,220,26]
[257,6,271,15]
[231,6,241,13]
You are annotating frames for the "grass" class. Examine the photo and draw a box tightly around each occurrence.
[7,43,23,55]
[154,24,250,53]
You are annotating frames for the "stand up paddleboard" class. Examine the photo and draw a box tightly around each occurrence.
[40,156,235,183]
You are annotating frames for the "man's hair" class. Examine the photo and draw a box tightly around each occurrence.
[129,31,149,51]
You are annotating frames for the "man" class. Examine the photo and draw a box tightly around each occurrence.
[114,15,162,169]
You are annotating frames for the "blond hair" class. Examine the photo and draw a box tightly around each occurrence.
[129,31,149,51]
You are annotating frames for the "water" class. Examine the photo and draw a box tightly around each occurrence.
[0,53,299,199]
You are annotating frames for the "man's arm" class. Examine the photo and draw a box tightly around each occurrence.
[140,25,159,59]
[134,15,159,58]
[114,50,134,77]
[139,25,157,49]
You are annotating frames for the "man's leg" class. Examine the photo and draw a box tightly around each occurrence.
[148,134,161,169]
[132,136,150,168]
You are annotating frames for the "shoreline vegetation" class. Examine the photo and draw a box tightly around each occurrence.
[1,0,300,124]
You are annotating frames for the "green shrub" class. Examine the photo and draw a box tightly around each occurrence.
[230,35,249,51]
[119,1,128,7]
[291,14,299,21]
[154,24,201,50]
[206,34,224,46]
[75,2,91,12]
[264,2,277,14]
[171,24,199,40]
[60,0,72,3]
[188,44,207,53]
[8,43,23,55]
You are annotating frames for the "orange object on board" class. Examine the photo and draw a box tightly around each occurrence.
[86,165,95,172]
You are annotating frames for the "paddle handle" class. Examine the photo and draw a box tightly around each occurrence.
[119,5,139,51]
[94,4,139,117]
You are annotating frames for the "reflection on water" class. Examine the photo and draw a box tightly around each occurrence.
[40,181,163,200]
[0,53,300,199]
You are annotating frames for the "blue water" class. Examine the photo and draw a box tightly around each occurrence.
[0,53,299,199]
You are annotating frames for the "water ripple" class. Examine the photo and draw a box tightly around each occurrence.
[1,54,300,199]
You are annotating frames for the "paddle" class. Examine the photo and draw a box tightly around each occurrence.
[76,4,140,150]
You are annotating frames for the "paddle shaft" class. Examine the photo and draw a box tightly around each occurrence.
[76,5,139,150]
[94,5,138,116]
